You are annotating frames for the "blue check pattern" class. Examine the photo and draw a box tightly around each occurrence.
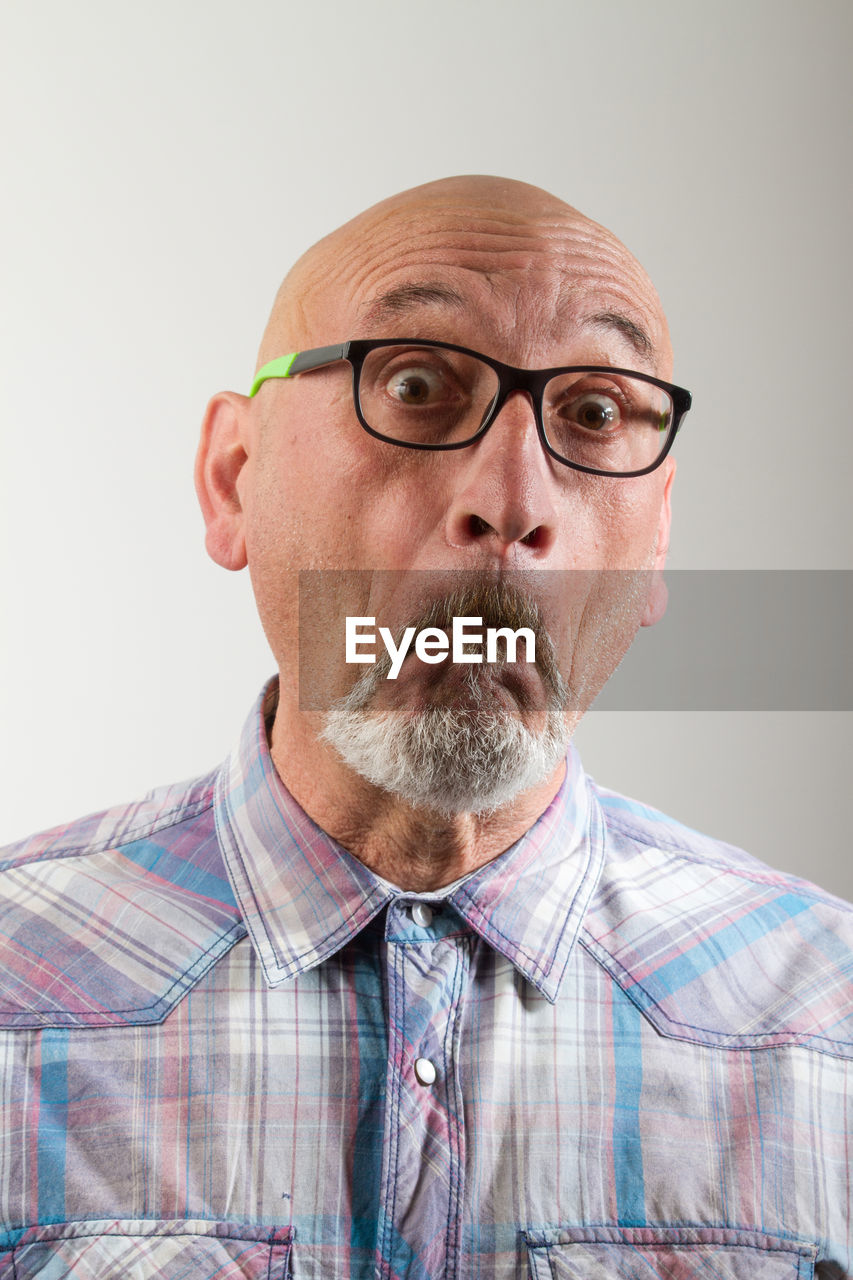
[1,678,852,1278]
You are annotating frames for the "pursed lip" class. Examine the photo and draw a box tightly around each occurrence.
[368,644,551,722]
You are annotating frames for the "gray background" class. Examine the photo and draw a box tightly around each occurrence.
[1,1,851,894]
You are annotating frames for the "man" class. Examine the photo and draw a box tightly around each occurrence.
[1,176,850,1278]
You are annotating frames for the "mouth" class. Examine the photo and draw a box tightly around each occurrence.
[381,648,545,713]
[360,579,565,724]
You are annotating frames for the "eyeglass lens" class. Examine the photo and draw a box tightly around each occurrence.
[357,345,674,473]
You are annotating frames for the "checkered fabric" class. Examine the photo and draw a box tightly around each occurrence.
[1,679,851,1278]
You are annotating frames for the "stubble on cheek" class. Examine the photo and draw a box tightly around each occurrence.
[561,561,658,720]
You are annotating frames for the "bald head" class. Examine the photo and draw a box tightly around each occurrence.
[256,175,672,378]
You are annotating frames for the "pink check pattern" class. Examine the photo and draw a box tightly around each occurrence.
[1,679,852,1278]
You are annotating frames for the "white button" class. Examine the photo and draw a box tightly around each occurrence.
[414,1057,437,1086]
[411,903,433,928]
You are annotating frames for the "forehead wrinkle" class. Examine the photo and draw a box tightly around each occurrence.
[347,267,667,374]
[344,253,665,375]
[320,205,636,302]
[349,227,658,333]
[479,267,665,372]
[345,250,655,342]
[259,192,671,374]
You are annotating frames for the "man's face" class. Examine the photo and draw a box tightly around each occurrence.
[203,181,676,812]
[243,195,673,622]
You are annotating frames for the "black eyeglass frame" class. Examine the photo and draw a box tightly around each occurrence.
[261,337,692,479]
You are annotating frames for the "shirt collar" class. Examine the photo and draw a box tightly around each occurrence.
[215,679,605,1003]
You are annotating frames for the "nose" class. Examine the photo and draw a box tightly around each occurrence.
[444,391,559,557]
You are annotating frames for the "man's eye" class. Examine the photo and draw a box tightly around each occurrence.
[387,366,446,406]
[569,393,621,431]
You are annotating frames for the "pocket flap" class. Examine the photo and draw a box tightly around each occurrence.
[524,1225,816,1279]
[2,1218,293,1279]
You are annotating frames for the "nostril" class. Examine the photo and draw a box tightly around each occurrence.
[468,515,493,538]
[464,515,546,547]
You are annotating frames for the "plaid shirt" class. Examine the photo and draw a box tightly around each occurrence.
[1,679,852,1279]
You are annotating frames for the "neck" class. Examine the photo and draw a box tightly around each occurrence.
[268,693,566,893]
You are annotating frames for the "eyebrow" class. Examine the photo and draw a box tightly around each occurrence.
[358,284,656,364]
[359,281,467,326]
[586,310,655,361]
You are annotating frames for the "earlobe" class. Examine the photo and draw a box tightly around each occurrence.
[640,572,668,627]
[194,391,252,571]
[640,457,676,628]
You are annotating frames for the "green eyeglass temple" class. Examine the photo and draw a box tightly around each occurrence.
[249,354,297,396]
[249,345,348,397]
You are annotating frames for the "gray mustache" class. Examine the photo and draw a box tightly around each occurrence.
[374,582,566,703]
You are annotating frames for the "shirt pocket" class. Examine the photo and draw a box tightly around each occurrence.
[0,1218,294,1280]
[523,1225,817,1279]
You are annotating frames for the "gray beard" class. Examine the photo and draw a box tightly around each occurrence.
[322,660,571,819]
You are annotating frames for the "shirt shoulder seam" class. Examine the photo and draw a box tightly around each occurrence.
[0,781,218,873]
[602,811,853,912]
[579,933,853,1058]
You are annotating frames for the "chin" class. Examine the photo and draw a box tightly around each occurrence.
[321,692,570,819]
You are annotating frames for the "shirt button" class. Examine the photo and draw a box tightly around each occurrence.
[414,1057,437,1086]
[411,903,433,928]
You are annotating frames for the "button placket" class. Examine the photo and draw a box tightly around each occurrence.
[377,904,469,1280]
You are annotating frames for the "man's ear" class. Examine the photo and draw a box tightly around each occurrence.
[640,457,676,628]
[194,391,252,571]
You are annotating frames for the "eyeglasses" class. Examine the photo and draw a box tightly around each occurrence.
[249,338,692,478]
